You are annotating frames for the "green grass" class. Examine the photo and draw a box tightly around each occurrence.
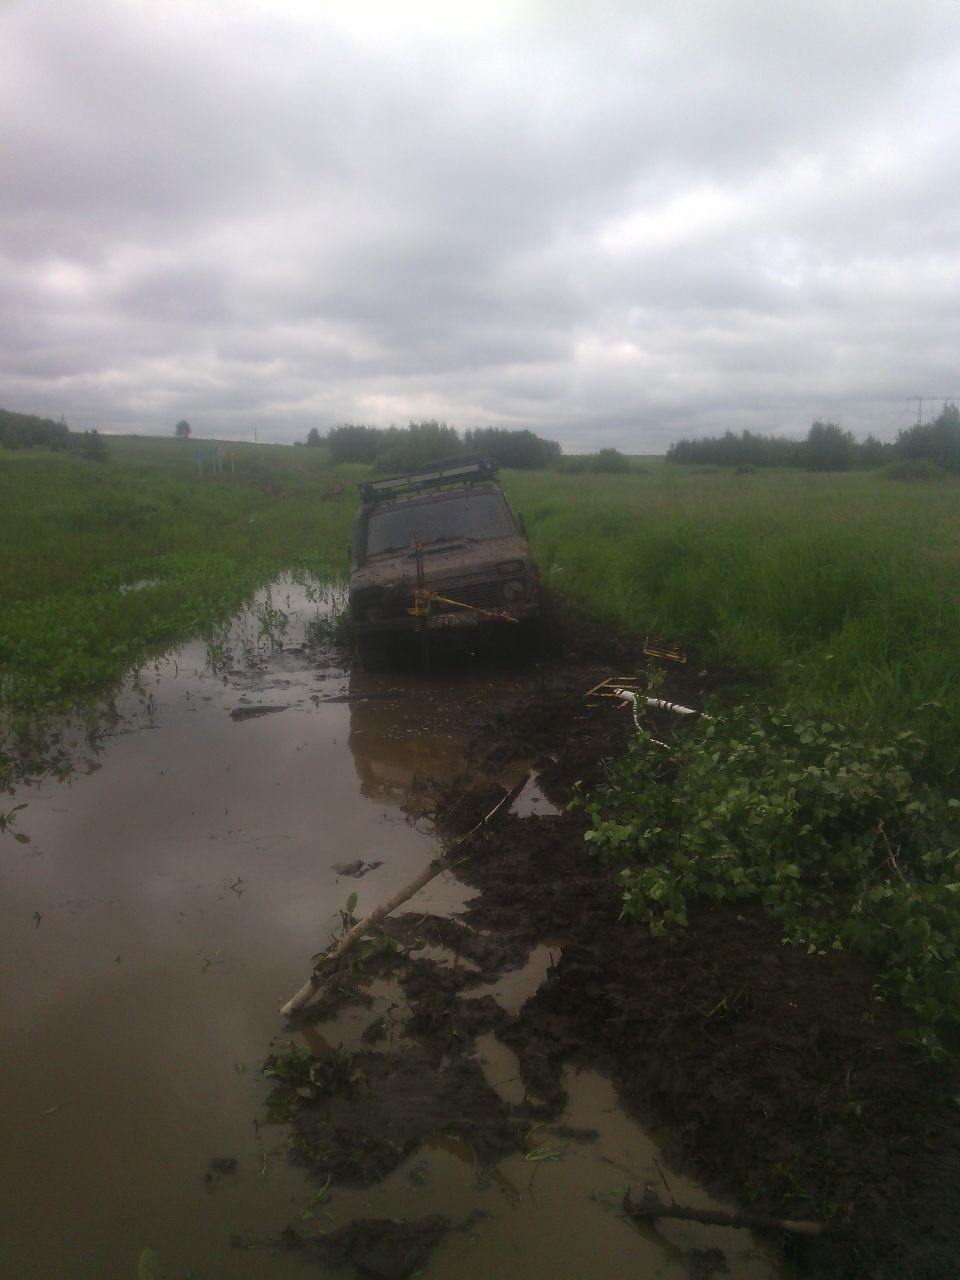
[501,465,960,777]
[3,438,959,787]
[5,436,957,1050]
[0,438,358,775]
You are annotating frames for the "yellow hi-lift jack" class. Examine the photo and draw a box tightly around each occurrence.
[405,532,521,672]
[405,532,521,625]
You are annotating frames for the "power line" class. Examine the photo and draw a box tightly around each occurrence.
[907,395,958,426]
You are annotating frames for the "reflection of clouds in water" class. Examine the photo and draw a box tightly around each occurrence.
[347,667,471,808]
[1,586,421,1017]
[0,576,469,1277]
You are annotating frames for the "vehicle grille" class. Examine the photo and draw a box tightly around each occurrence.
[433,582,502,613]
[382,580,505,619]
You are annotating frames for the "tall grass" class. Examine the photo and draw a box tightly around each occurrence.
[3,440,959,785]
[502,466,960,773]
[0,440,357,726]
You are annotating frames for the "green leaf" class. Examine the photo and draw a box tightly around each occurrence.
[137,1247,162,1280]
[345,892,357,915]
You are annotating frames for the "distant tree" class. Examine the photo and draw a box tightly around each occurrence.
[175,420,191,439]
[590,447,630,473]
[327,424,399,463]
[0,408,69,451]
[463,427,561,469]
[668,429,803,468]
[859,433,893,469]
[306,427,322,447]
[325,420,561,471]
[78,429,108,463]
[667,422,888,471]
[803,421,854,471]
[896,403,960,472]
[553,455,590,474]
[373,420,464,472]
[554,448,629,474]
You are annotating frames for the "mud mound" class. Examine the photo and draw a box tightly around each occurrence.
[276,675,960,1280]
[449,690,960,1280]
[290,1048,525,1182]
[276,1215,452,1280]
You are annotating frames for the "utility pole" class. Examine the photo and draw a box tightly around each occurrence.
[908,396,958,426]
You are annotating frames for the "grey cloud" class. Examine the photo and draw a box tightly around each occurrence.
[2,0,959,447]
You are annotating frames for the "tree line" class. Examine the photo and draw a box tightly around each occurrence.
[667,405,960,472]
[0,409,108,461]
[306,420,563,470]
[304,420,635,473]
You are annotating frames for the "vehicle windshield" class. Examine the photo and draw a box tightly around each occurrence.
[365,491,514,556]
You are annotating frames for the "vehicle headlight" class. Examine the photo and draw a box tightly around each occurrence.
[351,586,384,620]
[501,579,525,603]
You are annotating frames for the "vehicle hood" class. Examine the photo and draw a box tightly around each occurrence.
[351,532,532,593]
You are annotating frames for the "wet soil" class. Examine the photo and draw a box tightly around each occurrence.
[4,587,958,1279]
[279,620,960,1280]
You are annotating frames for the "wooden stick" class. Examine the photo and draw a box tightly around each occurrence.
[623,1187,825,1238]
[279,775,529,1017]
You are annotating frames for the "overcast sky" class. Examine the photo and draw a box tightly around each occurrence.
[2,0,959,452]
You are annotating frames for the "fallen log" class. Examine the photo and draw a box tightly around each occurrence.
[279,774,529,1018]
[622,1187,826,1238]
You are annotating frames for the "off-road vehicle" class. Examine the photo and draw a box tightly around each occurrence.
[348,455,542,668]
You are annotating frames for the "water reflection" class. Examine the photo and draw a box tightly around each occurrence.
[0,579,781,1280]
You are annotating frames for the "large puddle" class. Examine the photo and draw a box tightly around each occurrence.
[0,580,779,1279]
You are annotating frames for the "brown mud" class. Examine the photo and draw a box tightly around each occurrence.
[278,619,960,1280]
[3,585,958,1278]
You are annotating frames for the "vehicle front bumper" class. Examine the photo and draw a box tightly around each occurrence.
[351,597,540,638]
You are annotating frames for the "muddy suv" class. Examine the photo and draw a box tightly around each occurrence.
[348,455,542,668]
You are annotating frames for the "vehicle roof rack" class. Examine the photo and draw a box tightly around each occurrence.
[358,453,498,503]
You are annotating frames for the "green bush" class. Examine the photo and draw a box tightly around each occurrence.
[881,460,947,482]
[590,448,630,473]
[578,707,960,1055]
[553,455,589,474]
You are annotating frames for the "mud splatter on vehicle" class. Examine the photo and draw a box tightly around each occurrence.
[348,455,543,669]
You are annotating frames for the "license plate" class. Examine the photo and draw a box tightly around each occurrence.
[427,612,478,629]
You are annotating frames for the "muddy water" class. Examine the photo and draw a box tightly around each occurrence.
[0,580,778,1279]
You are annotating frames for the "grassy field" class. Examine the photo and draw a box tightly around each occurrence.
[0,438,356,719]
[3,435,959,1044]
[2,436,959,772]
[502,464,960,776]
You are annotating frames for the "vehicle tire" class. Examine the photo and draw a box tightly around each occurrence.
[355,635,389,672]
[530,586,563,659]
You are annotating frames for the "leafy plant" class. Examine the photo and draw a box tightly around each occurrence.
[0,802,29,842]
[261,1042,360,1122]
[137,1247,162,1280]
[305,603,351,647]
[577,707,960,1054]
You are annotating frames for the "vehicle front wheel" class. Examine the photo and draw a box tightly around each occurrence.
[355,635,389,672]
[523,589,562,660]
